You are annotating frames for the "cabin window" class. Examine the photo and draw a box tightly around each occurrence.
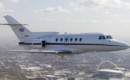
[65,38,68,42]
[75,38,77,42]
[56,38,58,42]
[79,38,82,42]
[70,38,73,42]
[60,38,63,42]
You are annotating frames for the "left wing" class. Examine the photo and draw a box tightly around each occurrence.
[10,49,73,54]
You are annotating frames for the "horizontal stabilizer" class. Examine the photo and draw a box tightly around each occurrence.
[0,23,28,25]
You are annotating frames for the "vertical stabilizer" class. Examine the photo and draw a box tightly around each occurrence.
[4,15,31,41]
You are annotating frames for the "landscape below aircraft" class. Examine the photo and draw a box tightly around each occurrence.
[1,15,130,54]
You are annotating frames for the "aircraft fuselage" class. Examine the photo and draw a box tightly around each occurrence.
[19,33,130,53]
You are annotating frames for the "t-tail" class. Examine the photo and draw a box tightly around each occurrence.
[2,15,31,41]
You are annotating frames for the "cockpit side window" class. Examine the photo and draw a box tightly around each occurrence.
[99,35,106,40]
[102,36,106,39]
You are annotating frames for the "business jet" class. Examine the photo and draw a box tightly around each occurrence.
[1,15,130,55]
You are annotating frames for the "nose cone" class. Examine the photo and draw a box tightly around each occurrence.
[119,42,130,49]
[114,40,130,50]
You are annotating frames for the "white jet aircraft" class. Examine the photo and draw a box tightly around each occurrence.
[1,15,130,54]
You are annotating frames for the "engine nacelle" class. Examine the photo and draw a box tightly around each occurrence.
[41,41,46,47]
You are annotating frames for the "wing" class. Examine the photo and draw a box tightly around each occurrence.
[10,49,73,54]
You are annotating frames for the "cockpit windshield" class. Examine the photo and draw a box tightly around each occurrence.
[106,35,113,39]
[99,35,113,40]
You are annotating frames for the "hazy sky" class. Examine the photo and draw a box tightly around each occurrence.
[0,0,130,42]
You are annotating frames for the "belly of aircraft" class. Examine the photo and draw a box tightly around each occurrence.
[23,44,124,53]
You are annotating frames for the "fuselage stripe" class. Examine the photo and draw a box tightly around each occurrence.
[19,42,124,47]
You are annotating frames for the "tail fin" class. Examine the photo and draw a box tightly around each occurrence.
[3,15,31,41]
